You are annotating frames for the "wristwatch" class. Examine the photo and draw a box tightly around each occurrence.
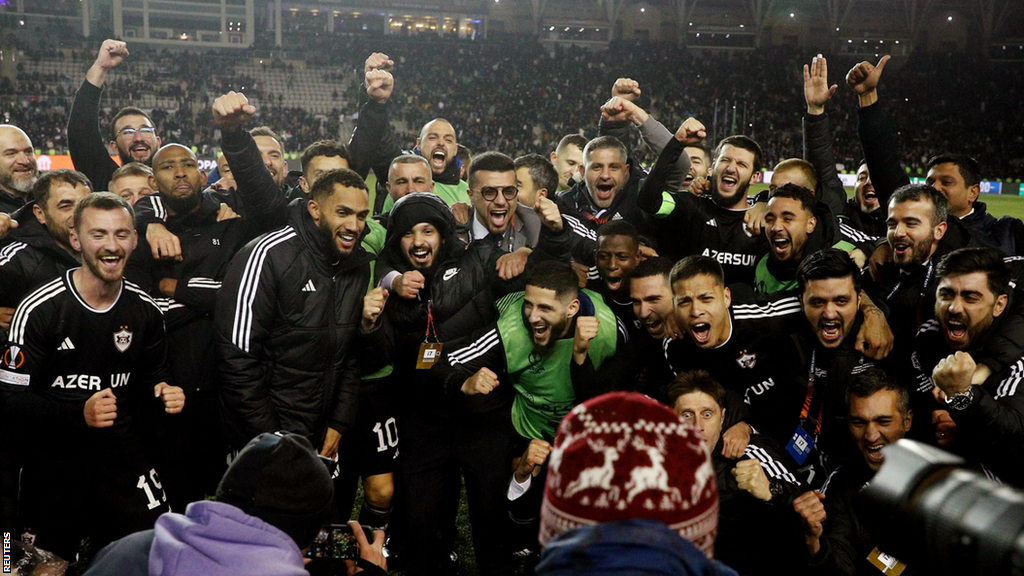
[945,387,975,411]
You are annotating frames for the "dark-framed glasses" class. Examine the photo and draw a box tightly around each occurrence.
[478,186,518,201]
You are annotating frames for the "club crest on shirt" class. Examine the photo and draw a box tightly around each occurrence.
[736,350,757,369]
[114,327,133,353]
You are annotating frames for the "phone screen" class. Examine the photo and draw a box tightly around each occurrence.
[307,524,362,559]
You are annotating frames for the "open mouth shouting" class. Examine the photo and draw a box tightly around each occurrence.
[430,147,448,172]
[770,232,792,260]
[944,317,969,346]
[718,172,739,195]
[862,187,878,209]
[864,441,886,466]
[690,321,712,346]
[531,321,551,346]
[643,316,664,337]
[408,245,434,268]
[488,207,509,231]
[818,318,844,346]
[605,275,623,292]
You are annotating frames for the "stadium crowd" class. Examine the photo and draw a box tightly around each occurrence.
[2,33,1024,576]
[3,34,1024,179]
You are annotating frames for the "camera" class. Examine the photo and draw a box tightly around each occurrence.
[860,439,1024,576]
[306,524,367,560]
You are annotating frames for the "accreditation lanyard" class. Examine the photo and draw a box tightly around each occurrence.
[786,350,822,465]
[416,301,443,369]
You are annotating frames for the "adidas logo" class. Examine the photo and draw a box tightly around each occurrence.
[302,280,316,292]
[705,219,717,227]
[57,337,75,351]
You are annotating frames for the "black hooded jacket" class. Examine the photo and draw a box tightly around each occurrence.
[378,193,522,413]
[214,199,373,449]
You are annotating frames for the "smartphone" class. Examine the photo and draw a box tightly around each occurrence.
[306,524,364,559]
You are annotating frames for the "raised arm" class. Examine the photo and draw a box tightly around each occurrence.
[801,54,847,217]
[68,39,128,191]
[848,55,909,203]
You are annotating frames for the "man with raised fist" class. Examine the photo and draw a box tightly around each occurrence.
[69,40,163,192]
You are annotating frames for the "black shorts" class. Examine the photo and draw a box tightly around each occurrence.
[339,386,398,478]
[20,446,169,558]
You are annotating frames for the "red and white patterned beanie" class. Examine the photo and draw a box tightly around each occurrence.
[538,391,719,558]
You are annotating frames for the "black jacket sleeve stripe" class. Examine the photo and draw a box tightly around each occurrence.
[0,241,28,266]
[231,227,296,352]
[449,329,500,365]
[9,277,65,344]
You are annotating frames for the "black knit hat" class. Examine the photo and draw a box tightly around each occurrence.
[215,432,334,549]
[382,192,462,273]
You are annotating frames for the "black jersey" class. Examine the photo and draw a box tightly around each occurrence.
[638,139,765,287]
[0,269,172,458]
[664,289,806,445]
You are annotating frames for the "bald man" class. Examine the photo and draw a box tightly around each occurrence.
[124,139,287,510]
[380,118,470,213]
[0,125,39,213]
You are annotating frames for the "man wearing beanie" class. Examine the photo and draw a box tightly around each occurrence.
[376,191,529,576]
[534,392,740,576]
[83,431,367,576]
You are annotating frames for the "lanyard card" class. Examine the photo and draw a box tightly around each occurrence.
[416,342,443,370]
[867,547,907,575]
[786,425,815,465]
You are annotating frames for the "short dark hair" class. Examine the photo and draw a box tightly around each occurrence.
[556,134,588,155]
[467,151,515,190]
[514,154,558,197]
[769,182,817,213]
[596,220,640,250]
[714,135,763,174]
[927,153,982,187]
[936,247,1010,298]
[309,168,369,203]
[667,370,727,410]
[32,169,92,206]
[110,106,155,140]
[670,255,724,288]
[110,161,153,183]
[524,260,579,302]
[685,142,712,166]
[631,257,674,283]
[890,184,948,226]
[583,136,628,166]
[300,140,350,174]
[847,367,910,419]
[773,158,818,190]
[73,191,133,229]
[457,144,472,167]
[250,126,285,154]
[797,248,862,295]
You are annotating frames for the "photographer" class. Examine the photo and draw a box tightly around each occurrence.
[84,432,387,576]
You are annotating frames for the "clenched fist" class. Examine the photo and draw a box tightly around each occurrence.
[674,117,706,145]
[514,439,552,482]
[392,270,425,299]
[534,197,563,231]
[932,350,976,397]
[573,316,600,362]
[364,52,394,74]
[85,388,118,428]
[94,39,129,70]
[213,91,257,132]
[362,287,390,330]
[154,382,185,414]
[611,78,641,101]
[366,69,394,104]
[732,459,771,501]
[462,367,499,396]
[793,490,827,556]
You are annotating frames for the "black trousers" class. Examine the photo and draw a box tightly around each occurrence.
[397,406,515,576]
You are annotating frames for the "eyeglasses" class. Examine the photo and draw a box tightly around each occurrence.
[476,186,518,201]
[117,126,156,138]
